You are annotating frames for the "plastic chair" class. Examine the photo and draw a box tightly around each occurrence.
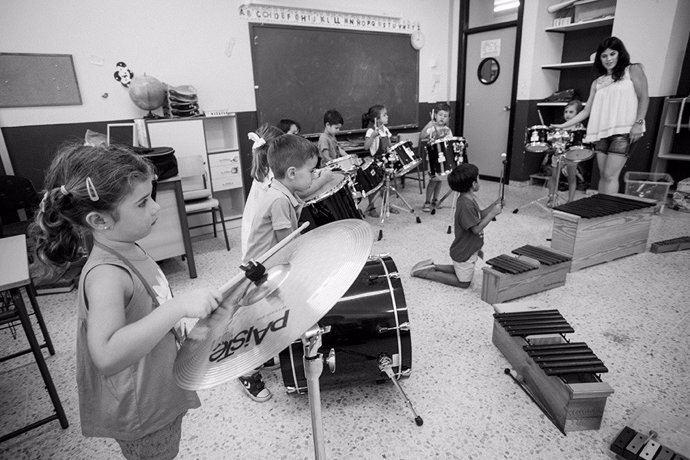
[177,155,230,251]
[0,175,41,238]
[395,132,425,194]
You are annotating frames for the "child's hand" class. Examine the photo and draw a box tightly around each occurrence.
[490,200,503,217]
[175,288,222,319]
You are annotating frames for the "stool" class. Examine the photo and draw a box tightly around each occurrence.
[0,235,68,442]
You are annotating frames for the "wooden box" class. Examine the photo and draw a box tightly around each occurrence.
[550,193,655,272]
[481,247,571,304]
[492,317,614,432]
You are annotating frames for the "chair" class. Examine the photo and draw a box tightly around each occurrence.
[177,155,230,251]
[0,175,41,238]
[395,132,425,194]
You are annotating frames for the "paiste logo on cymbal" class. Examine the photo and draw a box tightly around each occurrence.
[208,309,291,362]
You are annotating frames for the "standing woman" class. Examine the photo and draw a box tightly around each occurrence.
[553,36,648,194]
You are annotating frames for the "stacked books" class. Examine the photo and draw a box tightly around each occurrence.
[164,85,201,118]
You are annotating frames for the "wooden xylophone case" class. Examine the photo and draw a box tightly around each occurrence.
[481,245,571,304]
[492,308,613,432]
[550,193,656,272]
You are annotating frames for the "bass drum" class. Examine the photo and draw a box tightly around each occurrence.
[279,255,411,393]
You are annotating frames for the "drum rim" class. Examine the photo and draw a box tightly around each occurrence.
[527,125,549,130]
[302,174,350,204]
[564,148,595,162]
[395,159,423,177]
[389,140,414,150]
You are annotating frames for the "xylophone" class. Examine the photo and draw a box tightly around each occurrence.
[611,426,689,460]
[481,245,571,304]
[492,308,614,433]
[551,193,656,272]
[650,236,690,254]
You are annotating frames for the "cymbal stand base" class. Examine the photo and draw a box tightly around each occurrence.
[302,324,330,460]
[512,154,567,215]
[378,170,421,241]
[378,354,423,426]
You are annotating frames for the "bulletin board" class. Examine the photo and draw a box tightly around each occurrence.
[0,53,82,107]
[251,25,419,134]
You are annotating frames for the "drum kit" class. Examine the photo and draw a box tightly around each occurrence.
[518,124,594,211]
[174,220,422,459]
[306,140,425,240]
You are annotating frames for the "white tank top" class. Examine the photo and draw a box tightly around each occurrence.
[585,65,643,143]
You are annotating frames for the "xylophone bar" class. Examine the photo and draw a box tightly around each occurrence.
[486,254,538,274]
[524,342,589,352]
[504,325,575,337]
[543,364,608,376]
[532,354,599,363]
[494,309,561,318]
[553,193,654,218]
[511,245,571,266]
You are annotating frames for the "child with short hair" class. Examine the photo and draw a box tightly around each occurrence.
[31,142,221,459]
[411,163,502,288]
[317,109,348,164]
[544,100,586,204]
[278,118,301,135]
[242,125,333,259]
[239,134,319,401]
[421,102,454,212]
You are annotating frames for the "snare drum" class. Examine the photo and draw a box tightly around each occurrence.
[326,154,362,173]
[352,158,384,197]
[525,125,550,152]
[547,129,570,152]
[564,128,594,163]
[425,137,466,176]
[279,254,411,393]
[299,173,362,231]
[388,140,422,177]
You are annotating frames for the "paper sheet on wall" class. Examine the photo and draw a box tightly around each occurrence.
[480,39,501,58]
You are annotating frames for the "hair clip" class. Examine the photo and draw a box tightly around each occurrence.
[248,132,266,150]
[60,185,69,196]
[85,177,100,202]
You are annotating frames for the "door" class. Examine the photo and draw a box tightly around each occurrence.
[463,27,516,178]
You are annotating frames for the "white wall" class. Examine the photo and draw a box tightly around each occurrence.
[0,0,459,129]
[613,0,690,97]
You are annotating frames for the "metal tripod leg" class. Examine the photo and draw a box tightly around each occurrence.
[377,171,421,240]
[512,154,566,215]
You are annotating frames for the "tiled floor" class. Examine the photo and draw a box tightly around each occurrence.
[1,179,689,459]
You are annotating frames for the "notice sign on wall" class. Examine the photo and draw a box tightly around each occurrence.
[239,4,420,33]
[480,39,501,58]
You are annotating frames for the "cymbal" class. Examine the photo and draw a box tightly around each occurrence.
[174,219,373,390]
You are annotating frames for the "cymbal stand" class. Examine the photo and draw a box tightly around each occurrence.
[512,149,566,215]
[378,354,423,426]
[302,323,331,460]
[377,168,421,241]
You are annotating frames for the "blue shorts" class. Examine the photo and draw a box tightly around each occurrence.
[594,134,631,157]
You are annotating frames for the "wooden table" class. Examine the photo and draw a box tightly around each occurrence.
[0,235,68,441]
[137,176,197,278]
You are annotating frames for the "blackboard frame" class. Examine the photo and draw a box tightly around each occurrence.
[250,24,419,135]
[0,53,82,108]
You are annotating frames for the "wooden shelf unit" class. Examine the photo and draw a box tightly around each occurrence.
[652,97,690,173]
[146,115,245,234]
[544,16,614,33]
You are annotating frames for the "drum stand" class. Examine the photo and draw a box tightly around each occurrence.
[377,168,421,241]
[301,323,332,460]
[512,151,567,215]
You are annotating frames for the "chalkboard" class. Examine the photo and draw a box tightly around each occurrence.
[0,53,82,107]
[251,25,419,135]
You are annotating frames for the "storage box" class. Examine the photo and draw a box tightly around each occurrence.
[573,0,616,22]
[624,172,673,213]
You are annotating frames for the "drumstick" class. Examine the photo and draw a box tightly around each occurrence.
[537,109,545,126]
[218,221,310,299]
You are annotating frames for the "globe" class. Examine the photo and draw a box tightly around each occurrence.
[128,74,166,118]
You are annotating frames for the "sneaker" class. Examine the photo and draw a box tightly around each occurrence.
[422,202,431,212]
[431,199,438,209]
[410,259,434,276]
[367,208,380,218]
[239,372,272,402]
[262,357,280,371]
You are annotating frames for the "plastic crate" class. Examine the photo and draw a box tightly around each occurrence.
[624,172,673,213]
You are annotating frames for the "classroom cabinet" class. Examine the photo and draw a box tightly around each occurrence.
[651,97,690,177]
[146,115,245,233]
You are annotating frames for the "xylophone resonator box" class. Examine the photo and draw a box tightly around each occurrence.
[550,193,656,272]
[492,306,614,433]
[481,245,571,304]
